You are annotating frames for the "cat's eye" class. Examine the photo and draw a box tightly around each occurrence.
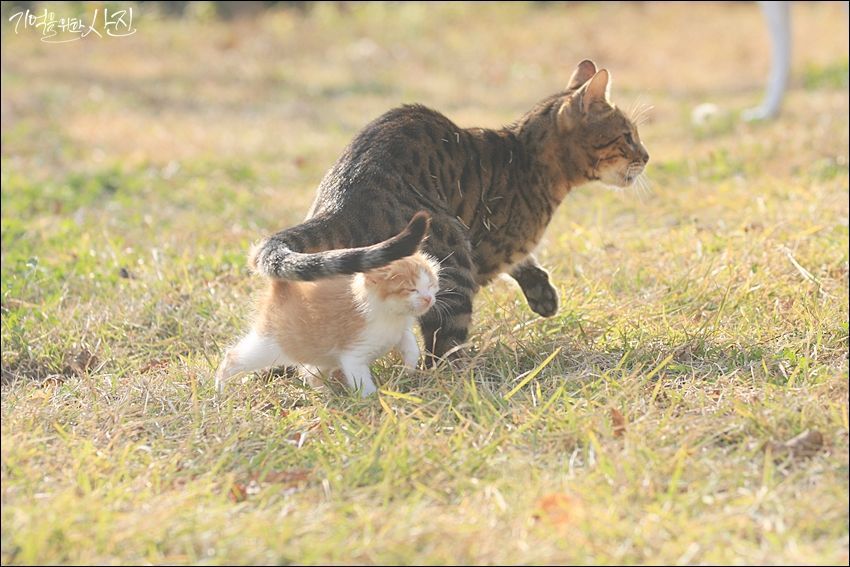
[624,132,634,145]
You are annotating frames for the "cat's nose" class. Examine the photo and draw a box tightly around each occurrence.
[639,145,650,165]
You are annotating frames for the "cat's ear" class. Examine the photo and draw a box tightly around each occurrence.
[566,59,597,90]
[581,69,611,114]
[557,68,611,131]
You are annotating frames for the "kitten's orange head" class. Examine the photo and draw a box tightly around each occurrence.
[555,60,650,188]
[364,252,440,315]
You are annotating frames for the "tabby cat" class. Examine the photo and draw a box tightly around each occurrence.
[252,60,649,364]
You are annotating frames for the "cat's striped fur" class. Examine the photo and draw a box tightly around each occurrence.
[252,60,649,364]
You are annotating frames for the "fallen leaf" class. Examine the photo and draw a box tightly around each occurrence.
[533,492,578,527]
[67,349,97,376]
[764,429,826,460]
[258,469,311,485]
[139,359,168,374]
[228,482,248,503]
[38,374,66,387]
[610,408,626,438]
[289,431,308,448]
[785,429,825,454]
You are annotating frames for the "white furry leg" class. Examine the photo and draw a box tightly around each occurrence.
[338,357,377,397]
[398,328,420,370]
[215,331,287,396]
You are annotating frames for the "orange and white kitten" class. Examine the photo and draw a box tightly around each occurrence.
[215,252,440,397]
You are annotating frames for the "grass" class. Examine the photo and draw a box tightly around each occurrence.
[1,2,848,565]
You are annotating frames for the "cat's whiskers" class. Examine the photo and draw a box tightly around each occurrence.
[630,101,654,126]
[628,94,644,122]
[616,162,647,201]
[631,169,653,202]
[433,288,462,321]
[638,171,653,194]
[437,287,464,298]
[431,298,453,323]
[630,101,654,129]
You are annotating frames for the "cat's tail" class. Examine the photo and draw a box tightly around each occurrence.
[250,211,431,280]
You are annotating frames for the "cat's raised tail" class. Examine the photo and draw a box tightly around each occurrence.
[251,211,431,280]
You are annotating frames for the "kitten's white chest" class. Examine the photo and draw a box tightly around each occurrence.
[359,312,412,359]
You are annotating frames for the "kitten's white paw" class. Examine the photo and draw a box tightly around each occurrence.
[402,353,420,370]
[358,381,377,397]
[398,329,420,370]
[214,361,229,398]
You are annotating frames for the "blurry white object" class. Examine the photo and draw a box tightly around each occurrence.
[742,1,791,121]
[691,102,721,126]
[743,1,849,121]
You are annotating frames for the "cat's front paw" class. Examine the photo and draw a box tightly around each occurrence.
[402,354,420,370]
[524,281,559,317]
[358,381,377,398]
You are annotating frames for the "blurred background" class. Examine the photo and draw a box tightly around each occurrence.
[2,2,847,218]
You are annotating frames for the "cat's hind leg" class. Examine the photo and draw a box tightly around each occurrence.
[509,255,559,317]
[215,331,288,396]
[418,216,478,367]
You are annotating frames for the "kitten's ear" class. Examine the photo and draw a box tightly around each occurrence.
[566,59,597,90]
[365,264,395,285]
[581,69,611,114]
